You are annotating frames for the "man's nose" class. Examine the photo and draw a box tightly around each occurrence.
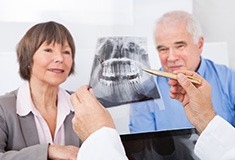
[167,48,178,61]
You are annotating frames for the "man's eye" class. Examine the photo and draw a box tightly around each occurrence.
[159,48,168,53]
[176,44,185,50]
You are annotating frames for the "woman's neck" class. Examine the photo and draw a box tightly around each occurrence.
[29,80,58,111]
[29,79,59,139]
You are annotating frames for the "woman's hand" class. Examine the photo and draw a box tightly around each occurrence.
[48,144,79,160]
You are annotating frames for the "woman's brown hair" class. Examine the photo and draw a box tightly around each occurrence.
[16,21,76,80]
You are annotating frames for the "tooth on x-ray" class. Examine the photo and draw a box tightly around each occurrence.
[89,37,160,108]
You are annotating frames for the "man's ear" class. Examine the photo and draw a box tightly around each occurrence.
[198,37,204,50]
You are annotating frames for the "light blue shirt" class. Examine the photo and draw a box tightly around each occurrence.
[129,57,235,133]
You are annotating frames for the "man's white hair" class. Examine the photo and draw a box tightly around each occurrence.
[155,10,203,44]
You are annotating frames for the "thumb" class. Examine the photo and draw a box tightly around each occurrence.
[177,73,198,98]
[88,87,95,96]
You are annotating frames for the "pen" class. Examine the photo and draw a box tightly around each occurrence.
[143,68,201,85]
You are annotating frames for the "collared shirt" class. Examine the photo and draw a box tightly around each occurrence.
[129,57,235,132]
[17,81,74,145]
[195,115,235,160]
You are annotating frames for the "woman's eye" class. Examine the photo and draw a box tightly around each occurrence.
[64,51,71,55]
[44,48,52,52]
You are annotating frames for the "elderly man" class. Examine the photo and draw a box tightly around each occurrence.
[129,10,235,132]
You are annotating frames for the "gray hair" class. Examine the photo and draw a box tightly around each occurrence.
[155,10,203,44]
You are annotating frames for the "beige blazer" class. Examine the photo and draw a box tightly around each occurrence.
[0,90,81,160]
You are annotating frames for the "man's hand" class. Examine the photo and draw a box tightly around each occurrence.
[168,70,216,133]
[70,85,115,142]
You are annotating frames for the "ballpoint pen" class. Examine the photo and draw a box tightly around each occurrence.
[143,68,201,85]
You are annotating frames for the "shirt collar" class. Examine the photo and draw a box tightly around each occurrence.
[16,81,74,116]
[196,56,206,76]
[17,81,35,116]
[57,88,74,115]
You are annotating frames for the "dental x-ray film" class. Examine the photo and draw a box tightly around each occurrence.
[89,37,160,108]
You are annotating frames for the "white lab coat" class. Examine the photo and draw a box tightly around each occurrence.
[77,116,235,160]
[195,116,235,160]
[77,127,128,160]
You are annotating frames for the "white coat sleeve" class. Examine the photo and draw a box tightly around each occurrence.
[195,115,235,160]
[77,127,128,160]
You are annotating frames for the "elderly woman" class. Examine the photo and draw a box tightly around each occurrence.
[0,21,80,160]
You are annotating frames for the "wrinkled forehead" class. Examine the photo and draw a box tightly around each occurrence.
[155,22,193,45]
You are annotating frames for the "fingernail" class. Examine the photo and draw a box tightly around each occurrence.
[88,86,92,90]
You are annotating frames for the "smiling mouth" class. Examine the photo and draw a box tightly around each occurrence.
[48,69,65,73]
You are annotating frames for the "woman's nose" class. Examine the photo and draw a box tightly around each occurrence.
[54,52,64,63]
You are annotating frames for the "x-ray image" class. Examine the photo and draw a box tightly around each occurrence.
[89,37,160,108]
[121,128,200,160]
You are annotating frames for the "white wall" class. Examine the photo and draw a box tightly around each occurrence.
[193,0,235,68]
